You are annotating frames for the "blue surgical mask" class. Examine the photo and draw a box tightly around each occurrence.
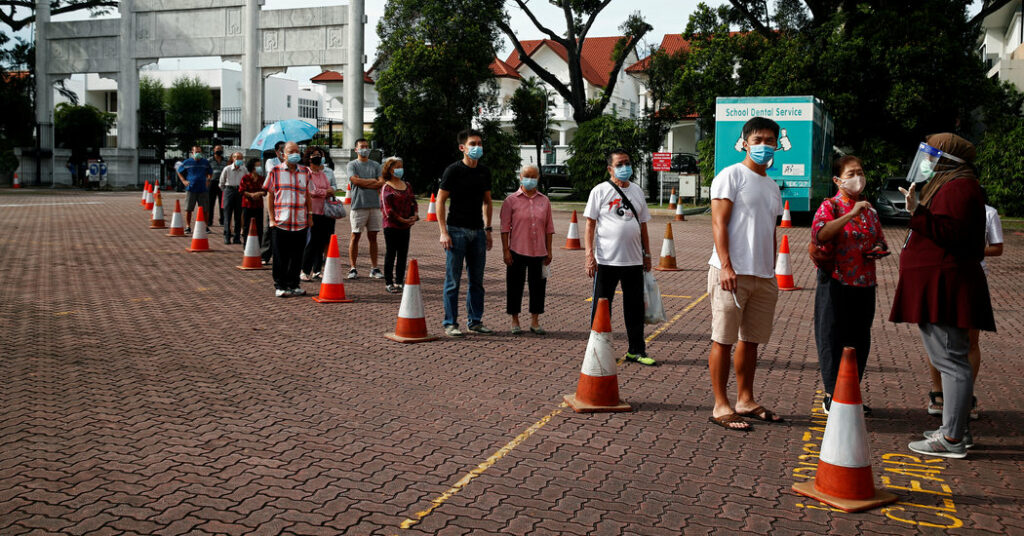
[467,145,483,160]
[393,168,404,179]
[234,159,244,167]
[613,165,633,181]
[254,167,263,175]
[193,153,202,160]
[357,148,371,158]
[521,177,538,190]
[287,153,301,164]
[748,144,775,166]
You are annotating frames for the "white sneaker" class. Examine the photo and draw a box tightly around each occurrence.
[275,289,288,298]
[289,288,306,296]
[369,268,384,279]
[346,268,358,280]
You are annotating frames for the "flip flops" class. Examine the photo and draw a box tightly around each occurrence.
[708,413,751,432]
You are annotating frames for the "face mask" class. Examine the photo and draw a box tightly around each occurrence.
[193,153,202,160]
[286,153,301,164]
[466,145,483,160]
[919,160,936,180]
[748,144,774,166]
[310,156,322,166]
[234,159,244,168]
[357,148,371,158]
[839,175,866,195]
[214,150,224,157]
[393,168,404,179]
[254,167,263,175]
[613,164,633,181]
[521,177,538,190]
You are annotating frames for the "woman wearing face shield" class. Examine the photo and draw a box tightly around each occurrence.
[891,133,995,459]
[811,156,889,416]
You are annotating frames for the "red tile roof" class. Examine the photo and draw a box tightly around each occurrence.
[489,57,521,79]
[310,70,374,84]
[627,34,691,73]
[504,36,635,88]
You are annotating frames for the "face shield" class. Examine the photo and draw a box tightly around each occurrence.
[905,142,965,184]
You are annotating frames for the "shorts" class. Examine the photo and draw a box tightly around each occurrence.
[350,207,383,233]
[186,191,209,212]
[708,265,778,345]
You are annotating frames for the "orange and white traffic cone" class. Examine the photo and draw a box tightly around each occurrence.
[144,183,154,211]
[343,183,352,205]
[385,259,438,342]
[775,235,801,291]
[674,201,686,221]
[167,199,186,236]
[312,234,354,302]
[141,180,149,206]
[187,206,211,252]
[149,189,166,228]
[562,210,582,250]
[780,200,793,228]
[668,188,677,210]
[426,193,438,222]
[792,347,898,512]
[563,298,631,413]
[654,222,682,272]
[12,172,21,189]
[236,219,267,270]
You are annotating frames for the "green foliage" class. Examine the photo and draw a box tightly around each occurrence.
[165,76,212,153]
[0,36,35,175]
[53,102,115,153]
[977,118,1024,217]
[639,47,686,198]
[139,75,166,152]
[373,0,503,192]
[510,77,552,185]
[477,119,522,196]
[566,115,644,197]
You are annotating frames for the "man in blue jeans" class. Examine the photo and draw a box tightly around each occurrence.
[436,129,493,337]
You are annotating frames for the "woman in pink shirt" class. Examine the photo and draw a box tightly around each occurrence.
[500,165,555,334]
[301,146,335,280]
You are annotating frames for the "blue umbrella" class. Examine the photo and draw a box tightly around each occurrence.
[249,119,320,151]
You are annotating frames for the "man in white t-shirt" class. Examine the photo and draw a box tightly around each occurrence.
[584,149,654,365]
[707,117,785,431]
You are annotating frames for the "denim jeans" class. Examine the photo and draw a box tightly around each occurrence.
[443,226,486,327]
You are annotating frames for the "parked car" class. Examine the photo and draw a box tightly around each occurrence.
[875,176,911,222]
[671,153,699,174]
[540,164,572,194]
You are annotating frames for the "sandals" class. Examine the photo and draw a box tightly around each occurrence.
[737,405,785,423]
[708,413,751,432]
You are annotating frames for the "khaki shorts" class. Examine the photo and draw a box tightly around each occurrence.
[350,207,382,233]
[708,265,778,345]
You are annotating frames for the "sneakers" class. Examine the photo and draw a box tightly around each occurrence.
[184,227,192,235]
[444,325,464,337]
[289,288,306,296]
[908,435,967,459]
[275,289,288,298]
[924,428,974,449]
[467,323,493,334]
[927,391,943,416]
[347,268,358,280]
[624,352,657,366]
[369,268,384,279]
[385,284,401,294]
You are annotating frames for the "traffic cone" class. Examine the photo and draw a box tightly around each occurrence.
[144,183,154,211]
[668,188,677,210]
[792,348,898,512]
[780,200,793,228]
[426,193,438,222]
[149,189,166,228]
[12,172,21,189]
[674,201,686,221]
[236,219,267,270]
[141,180,149,206]
[167,199,186,236]
[385,259,438,342]
[562,210,582,250]
[563,298,631,413]
[312,235,354,303]
[343,183,352,205]
[775,235,801,291]
[187,206,211,252]
[654,222,682,272]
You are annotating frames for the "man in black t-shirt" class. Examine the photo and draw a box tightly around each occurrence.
[436,129,494,337]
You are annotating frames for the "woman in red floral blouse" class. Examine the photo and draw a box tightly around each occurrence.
[811,155,889,415]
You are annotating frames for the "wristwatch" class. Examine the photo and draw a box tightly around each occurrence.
[484,227,493,232]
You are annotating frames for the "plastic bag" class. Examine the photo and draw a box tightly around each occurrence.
[643,271,666,324]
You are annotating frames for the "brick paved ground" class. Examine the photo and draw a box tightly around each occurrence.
[1,189,1022,535]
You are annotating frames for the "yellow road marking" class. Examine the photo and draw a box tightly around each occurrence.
[53,311,79,316]
[399,292,709,530]
[130,297,153,302]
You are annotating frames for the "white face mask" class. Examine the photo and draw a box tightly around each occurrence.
[839,175,866,196]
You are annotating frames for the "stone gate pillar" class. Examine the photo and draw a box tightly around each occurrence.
[107,0,139,187]
[344,0,364,149]
[34,0,54,185]
[242,0,263,150]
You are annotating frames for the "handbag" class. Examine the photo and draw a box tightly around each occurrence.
[323,196,347,219]
[807,198,837,273]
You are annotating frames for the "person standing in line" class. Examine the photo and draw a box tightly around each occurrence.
[176,145,212,235]
[219,151,246,244]
[261,146,283,265]
[437,129,494,337]
[502,164,554,335]
[380,157,418,293]
[584,149,653,363]
[239,158,266,252]
[346,139,385,280]
[301,146,336,281]
[207,145,227,227]
[265,141,312,297]
[705,117,786,432]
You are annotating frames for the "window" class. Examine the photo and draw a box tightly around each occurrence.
[105,91,117,113]
[286,95,291,108]
[298,98,318,119]
[630,101,637,118]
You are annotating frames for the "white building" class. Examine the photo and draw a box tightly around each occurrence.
[309,68,378,138]
[626,34,699,156]
[979,1,1024,88]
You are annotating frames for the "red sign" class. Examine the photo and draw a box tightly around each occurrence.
[652,152,672,171]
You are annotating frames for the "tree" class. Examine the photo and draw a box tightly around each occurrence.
[373,0,504,190]
[477,118,522,196]
[497,3,652,124]
[53,102,115,156]
[139,75,166,153]
[0,0,117,32]
[509,77,552,189]
[566,114,643,197]
[977,117,1024,217]
[635,46,686,200]
[165,76,211,153]
[0,35,34,176]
